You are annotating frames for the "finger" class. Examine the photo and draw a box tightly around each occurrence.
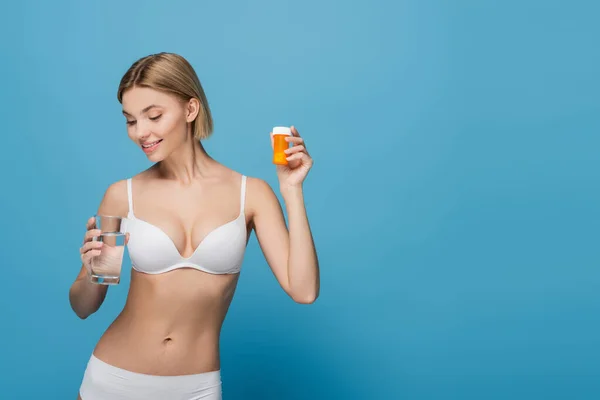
[85,229,102,240]
[84,229,102,243]
[291,125,301,137]
[80,241,103,254]
[284,145,305,155]
[125,232,130,246]
[82,250,102,264]
[83,248,102,260]
[285,136,304,145]
[269,132,274,149]
[286,152,307,162]
[286,136,306,152]
[86,216,96,230]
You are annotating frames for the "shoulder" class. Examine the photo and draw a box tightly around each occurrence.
[245,175,275,197]
[244,176,280,215]
[105,179,129,197]
[97,179,130,217]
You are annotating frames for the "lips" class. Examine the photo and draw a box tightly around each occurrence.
[141,139,163,154]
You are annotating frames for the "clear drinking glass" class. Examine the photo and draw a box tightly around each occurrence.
[89,215,128,285]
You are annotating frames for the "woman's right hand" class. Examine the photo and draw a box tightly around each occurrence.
[80,216,103,273]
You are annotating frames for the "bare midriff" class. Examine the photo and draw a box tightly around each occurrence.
[92,267,240,375]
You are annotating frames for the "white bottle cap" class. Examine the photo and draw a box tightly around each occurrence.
[273,126,291,135]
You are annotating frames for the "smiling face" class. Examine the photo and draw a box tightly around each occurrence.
[121,86,199,162]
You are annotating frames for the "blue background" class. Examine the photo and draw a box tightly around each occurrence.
[1,0,598,399]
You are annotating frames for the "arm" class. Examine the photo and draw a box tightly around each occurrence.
[69,251,108,319]
[250,178,320,304]
[249,125,320,304]
[69,180,128,319]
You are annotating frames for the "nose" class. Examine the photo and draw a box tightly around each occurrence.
[135,120,152,142]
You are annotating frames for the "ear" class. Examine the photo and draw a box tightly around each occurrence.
[185,98,200,123]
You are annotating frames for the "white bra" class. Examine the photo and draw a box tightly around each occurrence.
[124,176,248,275]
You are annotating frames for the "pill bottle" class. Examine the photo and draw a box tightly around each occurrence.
[272,126,291,165]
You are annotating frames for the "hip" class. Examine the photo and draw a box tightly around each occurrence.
[79,354,222,400]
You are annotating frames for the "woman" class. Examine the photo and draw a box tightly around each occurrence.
[69,52,320,399]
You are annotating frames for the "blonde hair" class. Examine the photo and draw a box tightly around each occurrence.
[117,52,213,140]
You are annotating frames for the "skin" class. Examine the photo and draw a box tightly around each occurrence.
[70,86,319,395]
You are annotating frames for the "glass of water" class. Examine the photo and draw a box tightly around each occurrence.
[89,215,128,285]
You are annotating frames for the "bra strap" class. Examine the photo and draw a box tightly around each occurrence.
[127,178,134,217]
[240,175,247,214]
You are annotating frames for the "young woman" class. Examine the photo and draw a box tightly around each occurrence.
[70,52,319,400]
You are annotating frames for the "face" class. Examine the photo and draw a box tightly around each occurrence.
[121,87,199,162]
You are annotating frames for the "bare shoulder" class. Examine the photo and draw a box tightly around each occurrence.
[97,179,129,217]
[245,176,275,197]
[244,176,280,216]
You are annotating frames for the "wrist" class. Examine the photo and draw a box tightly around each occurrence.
[280,183,303,198]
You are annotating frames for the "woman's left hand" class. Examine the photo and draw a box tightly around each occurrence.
[272,126,313,188]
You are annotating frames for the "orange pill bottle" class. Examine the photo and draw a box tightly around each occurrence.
[272,126,291,165]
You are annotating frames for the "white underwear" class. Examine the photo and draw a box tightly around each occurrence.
[79,354,222,400]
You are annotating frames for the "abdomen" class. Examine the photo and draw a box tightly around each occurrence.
[93,267,240,375]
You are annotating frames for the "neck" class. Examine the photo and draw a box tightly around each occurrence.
[156,133,215,184]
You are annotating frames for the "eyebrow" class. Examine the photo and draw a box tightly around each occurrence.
[122,104,162,117]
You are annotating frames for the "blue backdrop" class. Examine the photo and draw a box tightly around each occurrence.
[1,1,598,399]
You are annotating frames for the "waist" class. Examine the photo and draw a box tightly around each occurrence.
[94,310,221,375]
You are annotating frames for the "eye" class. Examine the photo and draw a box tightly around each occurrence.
[126,120,136,126]
[149,114,162,121]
